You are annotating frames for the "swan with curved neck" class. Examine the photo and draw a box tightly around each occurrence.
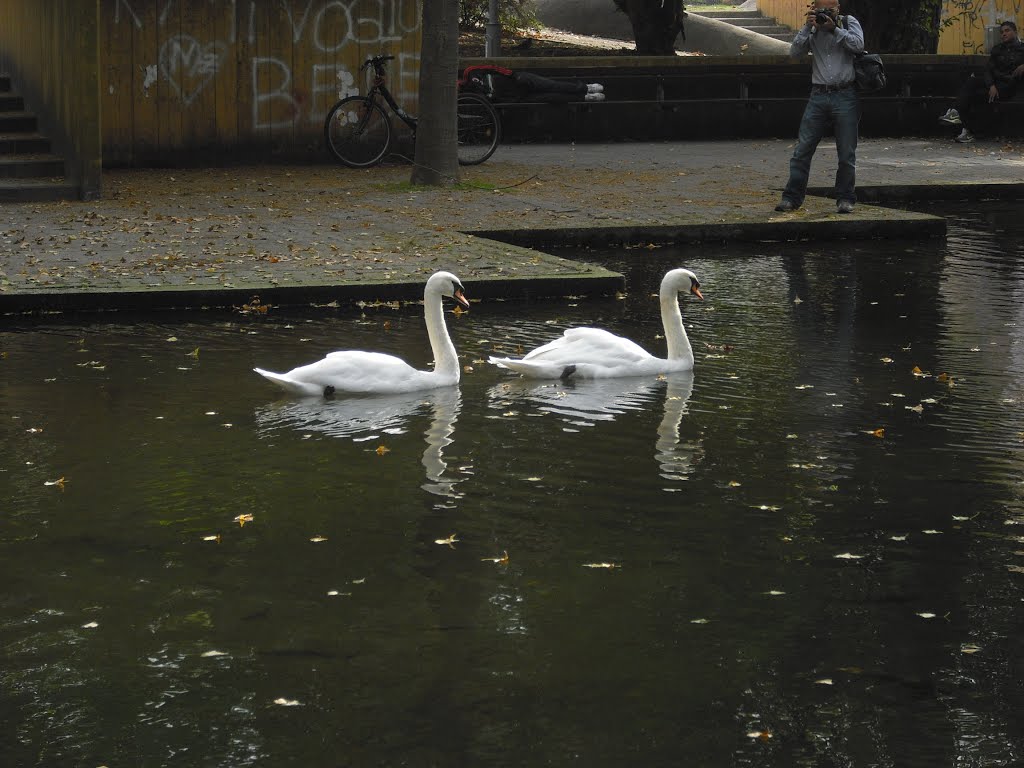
[254,271,470,397]
[488,268,703,379]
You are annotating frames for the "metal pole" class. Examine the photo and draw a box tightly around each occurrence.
[485,0,501,57]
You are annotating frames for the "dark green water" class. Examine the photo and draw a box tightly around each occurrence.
[2,204,1023,767]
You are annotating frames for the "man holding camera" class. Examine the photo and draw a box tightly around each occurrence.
[775,0,865,214]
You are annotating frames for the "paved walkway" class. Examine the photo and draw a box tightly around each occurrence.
[2,137,1023,312]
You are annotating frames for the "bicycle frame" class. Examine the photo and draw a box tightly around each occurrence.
[363,58,417,134]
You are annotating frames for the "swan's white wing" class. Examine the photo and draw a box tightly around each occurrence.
[521,327,654,366]
[257,351,446,395]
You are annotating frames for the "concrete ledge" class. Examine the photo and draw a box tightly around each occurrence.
[472,215,946,249]
[0,272,626,315]
[810,182,1024,203]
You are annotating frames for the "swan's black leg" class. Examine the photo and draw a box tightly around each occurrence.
[560,365,577,380]
[323,385,336,399]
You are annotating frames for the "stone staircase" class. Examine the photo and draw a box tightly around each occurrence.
[0,74,78,202]
[688,8,796,43]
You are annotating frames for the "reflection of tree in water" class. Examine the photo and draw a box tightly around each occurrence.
[254,387,464,498]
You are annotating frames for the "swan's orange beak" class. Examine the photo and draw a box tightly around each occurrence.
[453,288,470,310]
[690,285,704,301]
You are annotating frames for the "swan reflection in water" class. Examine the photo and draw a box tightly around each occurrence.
[487,372,702,481]
[254,387,463,497]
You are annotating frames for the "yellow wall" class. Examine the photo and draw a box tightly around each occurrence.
[101,0,421,165]
[0,1,102,197]
[939,0,1021,54]
[757,0,1021,54]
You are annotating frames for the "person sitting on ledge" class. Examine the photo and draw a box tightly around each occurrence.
[939,20,1024,143]
[460,65,605,103]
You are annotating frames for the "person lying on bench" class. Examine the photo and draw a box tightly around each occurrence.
[460,65,605,102]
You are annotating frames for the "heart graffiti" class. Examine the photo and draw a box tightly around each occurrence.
[159,34,227,105]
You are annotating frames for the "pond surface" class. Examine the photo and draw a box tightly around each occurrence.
[2,204,1023,767]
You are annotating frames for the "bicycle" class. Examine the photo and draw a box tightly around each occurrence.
[324,54,501,169]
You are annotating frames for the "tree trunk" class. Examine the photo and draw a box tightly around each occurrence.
[411,0,460,186]
[612,0,686,56]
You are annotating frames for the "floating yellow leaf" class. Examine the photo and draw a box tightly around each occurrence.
[961,644,982,654]
[906,404,924,414]
[82,621,99,629]
[166,336,178,342]
[44,476,66,491]
[834,552,864,560]
[187,347,199,358]
[375,445,390,456]
[728,481,741,487]
[880,357,893,364]
[746,730,773,741]
[309,535,328,543]
[864,428,885,438]
[815,678,834,685]
[201,650,228,657]
[916,612,937,619]
[234,513,254,527]
[911,365,928,377]
[202,534,221,543]
[583,562,619,569]
[937,372,949,382]
[435,533,459,548]
[273,698,301,707]
[481,550,510,564]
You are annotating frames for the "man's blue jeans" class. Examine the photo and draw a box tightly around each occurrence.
[782,88,861,207]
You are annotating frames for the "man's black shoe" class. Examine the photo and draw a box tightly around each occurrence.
[774,199,797,212]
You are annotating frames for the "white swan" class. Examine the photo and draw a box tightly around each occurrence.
[488,268,703,379]
[254,271,470,397]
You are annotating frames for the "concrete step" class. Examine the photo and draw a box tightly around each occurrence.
[0,177,78,202]
[0,153,65,179]
[689,8,797,42]
[690,10,762,19]
[0,111,37,132]
[0,93,25,111]
[0,132,51,154]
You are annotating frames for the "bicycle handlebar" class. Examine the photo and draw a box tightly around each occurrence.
[360,55,395,74]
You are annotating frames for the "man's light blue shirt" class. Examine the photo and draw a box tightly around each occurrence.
[791,15,865,86]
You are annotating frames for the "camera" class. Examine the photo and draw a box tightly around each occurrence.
[814,8,836,25]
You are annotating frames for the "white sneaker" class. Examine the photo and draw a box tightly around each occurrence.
[954,128,975,143]
[587,83,604,94]
[938,108,962,126]
[584,92,605,101]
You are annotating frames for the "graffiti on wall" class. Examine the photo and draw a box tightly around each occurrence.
[944,0,1024,53]
[112,0,420,129]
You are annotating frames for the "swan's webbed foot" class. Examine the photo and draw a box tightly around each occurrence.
[323,385,336,399]
[560,365,577,381]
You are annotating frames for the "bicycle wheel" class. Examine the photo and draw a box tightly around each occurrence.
[324,96,392,168]
[456,93,500,166]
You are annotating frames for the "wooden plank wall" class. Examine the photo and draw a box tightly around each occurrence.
[0,1,102,198]
[101,0,422,166]
[758,0,1022,55]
